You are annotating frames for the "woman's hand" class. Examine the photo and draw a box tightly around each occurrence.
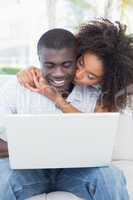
[30,73,60,102]
[17,67,82,113]
[17,66,42,89]
[31,74,82,113]
[17,66,61,103]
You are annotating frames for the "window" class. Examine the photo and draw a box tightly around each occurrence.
[0,0,132,74]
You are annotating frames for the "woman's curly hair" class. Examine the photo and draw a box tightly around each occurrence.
[76,19,133,111]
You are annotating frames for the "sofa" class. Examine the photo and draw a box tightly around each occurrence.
[0,75,132,200]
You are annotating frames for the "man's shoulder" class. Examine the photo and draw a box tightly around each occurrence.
[0,76,18,94]
[1,75,16,83]
[67,85,100,104]
[67,85,87,102]
[71,85,101,95]
[0,75,33,99]
[0,76,36,96]
[69,85,92,96]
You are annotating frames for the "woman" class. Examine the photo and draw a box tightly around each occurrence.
[17,19,133,113]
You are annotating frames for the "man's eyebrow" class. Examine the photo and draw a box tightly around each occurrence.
[42,60,74,65]
[43,62,54,65]
[62,60,74,64]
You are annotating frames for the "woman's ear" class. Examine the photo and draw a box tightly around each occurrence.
[75,60,84,81]
[76,57,83,71]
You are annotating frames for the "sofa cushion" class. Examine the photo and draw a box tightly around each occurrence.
[112,113,133,161]
[47,192,82,200]
[27,193,47,200]
[112,160,133,200]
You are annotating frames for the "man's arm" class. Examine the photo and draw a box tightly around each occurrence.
[0,77,17,157]
[0,139,8,157]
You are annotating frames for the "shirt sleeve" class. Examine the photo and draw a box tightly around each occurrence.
[124,95,133,112]
[67,85,100,113]
[0,76,18,141]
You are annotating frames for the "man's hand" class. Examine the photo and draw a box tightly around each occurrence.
[0,139,8,157]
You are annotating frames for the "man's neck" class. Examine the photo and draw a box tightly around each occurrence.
[61,83,74,99]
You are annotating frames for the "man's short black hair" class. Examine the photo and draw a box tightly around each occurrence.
[37,28,77,55]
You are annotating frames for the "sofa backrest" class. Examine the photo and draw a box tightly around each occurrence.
[112,113,133,161]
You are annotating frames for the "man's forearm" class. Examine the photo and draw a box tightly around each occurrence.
[0,139,8,157]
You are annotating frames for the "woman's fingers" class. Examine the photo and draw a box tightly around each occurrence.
[35,68,42,78]
[17,67,35,87]
[25,83,40,92]
[33,73,41,88]
[25,70,35,85]
[31,67,42,81]
[17,72,29,87]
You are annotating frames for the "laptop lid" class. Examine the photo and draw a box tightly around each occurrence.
[6,113,119,169]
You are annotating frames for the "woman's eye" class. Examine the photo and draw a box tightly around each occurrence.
[78,59,84,66]
[87,74,96,80]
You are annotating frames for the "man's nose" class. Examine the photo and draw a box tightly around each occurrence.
[54,66,64,77]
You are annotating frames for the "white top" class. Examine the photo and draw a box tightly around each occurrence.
[0,76,100,141]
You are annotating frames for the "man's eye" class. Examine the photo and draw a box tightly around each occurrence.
[63,62,73,68]
[45,64,54,69]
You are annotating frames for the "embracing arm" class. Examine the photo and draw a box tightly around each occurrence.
[52,95,81,113]
[17,67,82,113]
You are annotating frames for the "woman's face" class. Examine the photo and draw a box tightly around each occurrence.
[75,52,104,86]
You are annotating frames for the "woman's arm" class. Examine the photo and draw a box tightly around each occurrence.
[53,95,82,113]
[95,102,109,112]
[17,66,41,89]
[17,68,81,113]
[30,74,82,113]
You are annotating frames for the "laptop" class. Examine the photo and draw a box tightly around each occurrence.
[5,113,119,169]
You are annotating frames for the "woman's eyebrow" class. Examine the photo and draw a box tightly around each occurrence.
[88,71,102,78]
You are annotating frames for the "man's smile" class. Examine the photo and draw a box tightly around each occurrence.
[49,79,65,87]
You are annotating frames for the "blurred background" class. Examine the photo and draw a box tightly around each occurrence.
[0,0,133,74]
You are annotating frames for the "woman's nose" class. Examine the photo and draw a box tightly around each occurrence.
[76,69,85,80]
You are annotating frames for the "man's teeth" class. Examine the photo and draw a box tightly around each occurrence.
[52,80,65,86]
[54,80,64,84]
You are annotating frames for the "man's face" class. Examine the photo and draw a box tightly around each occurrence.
[39,47,77,93]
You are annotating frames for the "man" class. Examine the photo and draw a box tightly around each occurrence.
[0,28,129,200]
